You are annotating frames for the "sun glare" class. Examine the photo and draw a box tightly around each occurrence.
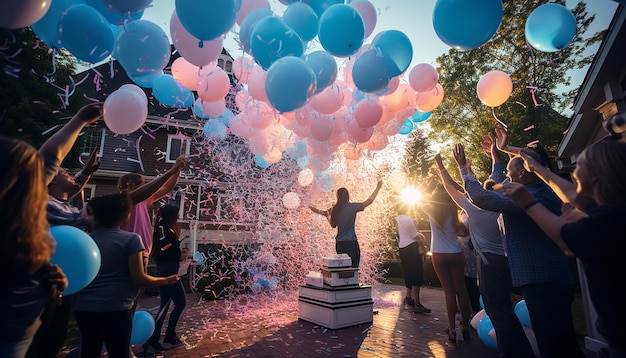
[400,186,422,205]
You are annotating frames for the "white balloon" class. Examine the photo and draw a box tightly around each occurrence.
[298,168,314,187]
[103,89,148,135]
[282,192,301,209]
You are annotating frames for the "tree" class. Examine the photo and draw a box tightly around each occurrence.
[0,28,85,168]
[421,0,600,180]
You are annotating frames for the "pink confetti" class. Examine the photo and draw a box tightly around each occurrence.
[527,140,539,147]
[515,101,527,108]
[524,125,535,131]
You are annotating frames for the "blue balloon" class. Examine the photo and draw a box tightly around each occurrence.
[514,300,532,327]
[372,30,413,77]
[255,154,270,168]
[100,0,151,13]
[352,48,390,93]
[433,0,503,50]
[193,102,210,119]
[151,74,194,108]
[239,8,273,54]
[282,2,319,42]
[175,0,237,41]
[57,4,115,63]
[525,3,576,52]
[304,51,337,94]
[250,16,304,70]
[477,316,498,349]
[85,0,143,25]
[318,4,365,57]
[412,111,432,123]
[50,225,101,295]
[217,108,234,126]
[479,294,485,309]
[308,0,344,17]
[31,0,78,49]
[398,118,414,135]
[130,311,155,345]
[265,56,316,112]
[129,70,162,88]
[203,119,228,140]
[115,20,171,77]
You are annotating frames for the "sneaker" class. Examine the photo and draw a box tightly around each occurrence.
[163,333,183,346]
[413,303,432,313]
[142,341,165,355]
[403,297,415,307]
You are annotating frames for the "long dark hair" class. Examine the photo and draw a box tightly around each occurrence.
[429,184,465,233]
[330,188,349,228]
[154,205,180,237]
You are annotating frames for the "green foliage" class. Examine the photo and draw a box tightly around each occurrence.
[417,1,600,180]
[0,28,85,169]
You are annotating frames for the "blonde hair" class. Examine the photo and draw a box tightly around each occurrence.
[579,140,626,205]
[0,137,53,274]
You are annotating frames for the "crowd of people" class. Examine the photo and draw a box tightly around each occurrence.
[1,100,624,358]
[0,102,190,358]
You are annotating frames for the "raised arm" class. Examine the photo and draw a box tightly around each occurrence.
[482,133,506,183]
[495,125,523,157]
[68,148,101,201]
[309,205,330,217]
[434,153,465,208]
[519,151,577,205]
[127,156,187,204]
[362,180,383,208]
[39,102,103,184]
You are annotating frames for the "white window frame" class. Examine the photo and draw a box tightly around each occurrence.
[218,55,233,75]
[166,134,191,163]
[80,128,106,157]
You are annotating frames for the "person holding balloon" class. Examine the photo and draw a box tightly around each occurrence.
[1,101,102,357]
[143,205,187,354]
[309,180,383,269]
[496,139,626,358]
[74,193,179,358]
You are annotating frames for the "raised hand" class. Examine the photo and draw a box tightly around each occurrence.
[494,125,508,151]
[83,148,101,176]
[519,151,541,173]
[74,102,103,124]
[494,182,535,208]
[453,143,468,168]
[174,155,188,170]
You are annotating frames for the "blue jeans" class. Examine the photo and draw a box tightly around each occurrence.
[148,281,186,343]
[479,253,534,358]
[521,282,584,358]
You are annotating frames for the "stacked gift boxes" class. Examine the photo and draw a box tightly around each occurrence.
[298,254,373,329]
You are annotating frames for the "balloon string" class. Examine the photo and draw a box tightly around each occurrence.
[491,107,508,129]
[526,86,544,107]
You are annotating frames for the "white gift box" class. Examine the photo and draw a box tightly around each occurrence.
[305,270,324,288]
[322,253,352,268]
[298,296,373,329]
[321,267,359,287]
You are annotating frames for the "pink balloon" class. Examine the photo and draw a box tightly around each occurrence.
[103,89,147,135]
[195,98,226,117]
[377,76,400,96]
[382,117,404,136]
[409,63,439,92]
[235,90,252,109]
[0,0,50,29]
[232,56,257,84]
[309,112,334,142]
[247,100,275,129]
[310,83,343,114]
[354,97,383,128]
[170,11,224,67]
[171,57,201,91]
[248,66,268,102]
[197,65,231,102]
[383,84,414,113]
[349,0,377,39]
[367,129,389,151]
[118,84,147,106]
[343,144,362,160]
[477,70,512,107]
[346,117,374,143]
[236,0,270,26]
[415,83,445,112]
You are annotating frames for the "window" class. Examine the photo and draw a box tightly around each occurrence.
[166,134,191,163]
[81,128,105,157]
[83,184,96,202]
[218,55,233,75]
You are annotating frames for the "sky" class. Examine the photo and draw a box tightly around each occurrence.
[140,0,619,96]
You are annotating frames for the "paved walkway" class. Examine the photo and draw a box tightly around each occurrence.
[57,284,593,358]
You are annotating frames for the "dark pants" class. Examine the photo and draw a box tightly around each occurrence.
[336,240,360,268]
[479,253,534,358]
[148,261,187,343]
[521,282,584,358]
[74,310,132,358]
[464,276,481,312]
[25,294,74,358]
